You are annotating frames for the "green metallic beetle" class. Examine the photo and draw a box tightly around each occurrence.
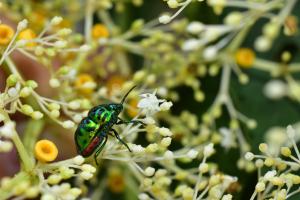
[74,86,143,165]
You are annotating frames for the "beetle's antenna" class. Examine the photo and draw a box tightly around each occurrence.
[121,85,137,104]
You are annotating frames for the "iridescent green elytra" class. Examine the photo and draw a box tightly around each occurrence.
[74,86,143,165]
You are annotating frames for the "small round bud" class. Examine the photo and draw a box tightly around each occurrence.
[20,87,32,98]
[81,164,96,173]
[187,149,198,159]
[51,16,63,25]
[247,119,257,129]
[158,127,173,137]
[164,150,174,159]
[245,152,254,161]
[47,174,62,185]
[204,143,215,157]
[79,171,93,180]
[264,157,275,167]
[159,14,171,24]
[254,36,271,52]
[258,143,268,153]
[21,104,34,115]
[26,80,38,89]
[17,19,28,31]
[54,40,67,48]
[160,137,172,147]
[49,78,60,88]
[255,182,265,192]
[203,46,218,61]
[7,87,18,98]
[160,101,173,111]
[199,163,209,173]
[31,111,44,120]
[281,147,291,157]
[187,22,204,34]
[287,125,295,139]
[167,0,179,8]
[62,120,75,129]
[6,74,18,87]
[144,167,155,176]
[73,155,85,165]
[255,159,264,168]
[50,110,60,118]
[271,177,284,187]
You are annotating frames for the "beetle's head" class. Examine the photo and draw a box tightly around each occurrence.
[109,103,123,114]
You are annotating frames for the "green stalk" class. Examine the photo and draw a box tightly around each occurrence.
[23,119,45,157]
[0,109,35,172]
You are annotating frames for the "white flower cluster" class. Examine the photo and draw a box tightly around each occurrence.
[137,90,172,123]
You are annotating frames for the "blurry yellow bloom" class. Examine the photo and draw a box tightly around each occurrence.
[106,75,126,95]
[127,98,138,117]
[29,11,46,31]
[18,28,36,46]
[235,48,255,68]
[0,24,15,45]
[34,139,58,162]
[75,74,95,95]
[284,15,298,36]
[92,24,109,39]
[107,169,125,193]
[56,19,72,29]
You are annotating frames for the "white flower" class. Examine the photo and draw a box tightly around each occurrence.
[0,121,16,138]
[263,170,277,181]
[138,91,165,116]
[219,127,236,150]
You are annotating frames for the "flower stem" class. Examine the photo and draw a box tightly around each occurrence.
[0,109,35,172]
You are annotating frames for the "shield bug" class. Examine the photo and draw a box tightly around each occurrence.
[74,85,144,165]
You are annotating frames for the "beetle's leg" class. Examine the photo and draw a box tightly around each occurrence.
[111,129,132,152]
[117,117,146,126]
[94,135,108,166]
